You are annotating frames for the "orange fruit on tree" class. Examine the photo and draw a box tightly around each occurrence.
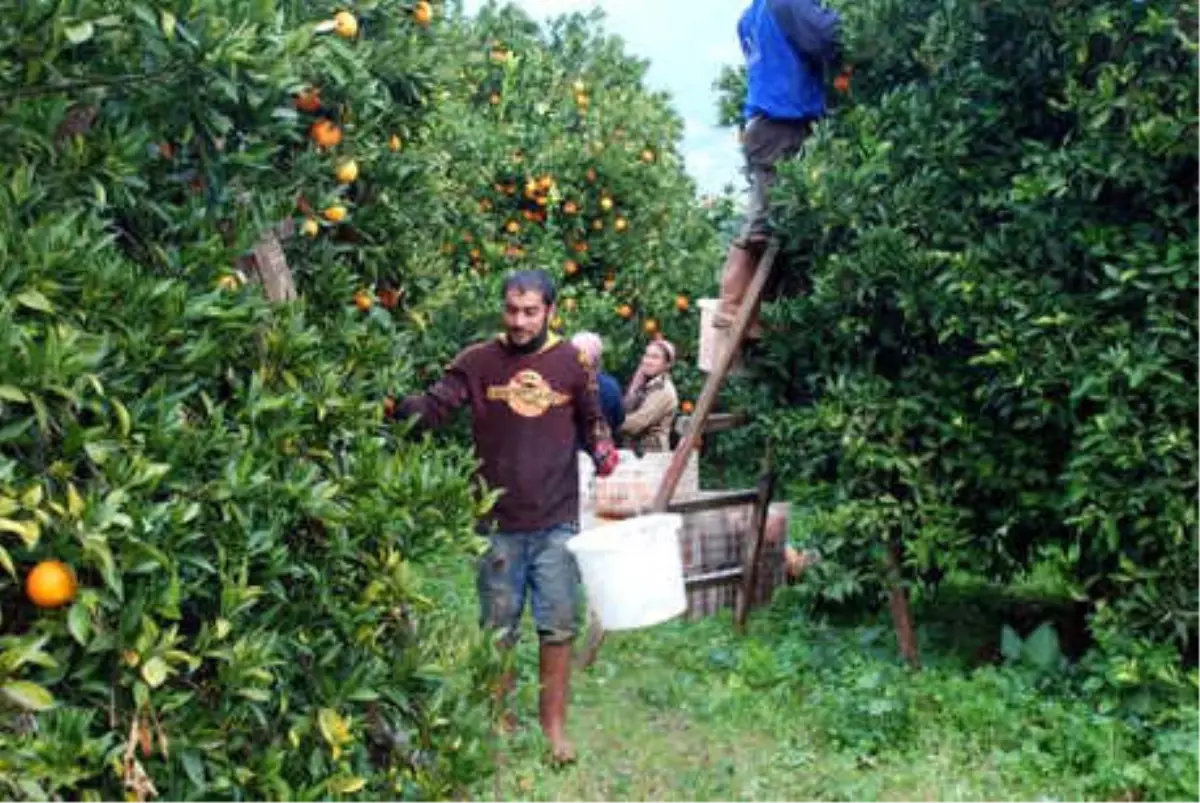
[616,304,633,319]
[294,88,322,113]
[681,400,695,414]
[413,0,433,26]
[572,241,588,254]
[216,274,242,291]
[603,278,616,292]
[538,175,553,191]
[378,288,401,309]
[353,290,373,311]
[335,159,359,184]
[599,196,613,211]
[489,93,501,105]
[614,217,628,232]
[301,218,320,238]
[323,204,347,223]
[333,11,359,38]
[310,119,342,149]
[643,318,659,335]
[563,259,579,276]
[505,220,520,234]
[479,198,493,212]
[592,218,604,231]
[388,134,403,152]
[641,148,655,163]
[675,294,690,312]
[26,560,76,608]
[470,248,482,262]
[834,71,852,94]
[563,200,578,215]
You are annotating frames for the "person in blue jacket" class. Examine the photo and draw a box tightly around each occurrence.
[714,0,842,336]
[570,332,624,444]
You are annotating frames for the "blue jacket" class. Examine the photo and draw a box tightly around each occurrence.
[579,371,624,452]
[739,0,841,122]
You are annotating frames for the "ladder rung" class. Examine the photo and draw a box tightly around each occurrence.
[675,411,749,437]
[684,566,743,587]
[665,489,760,515]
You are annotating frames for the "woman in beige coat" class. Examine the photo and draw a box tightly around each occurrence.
[620,339,679,452]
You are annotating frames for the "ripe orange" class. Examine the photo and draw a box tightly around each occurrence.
[413,0,433,26]
[538,175,553,191]
[614,217,628,232]
[616,304,633,319]
[563,259,579,276]
[470,248,482,262]
[681,400,695,414]
[333,11,359,38]
[26,560,76,608]
[563,200,578,215]
[216,274,242,291]
[834,72,852,94]
[294,88,322,113]
[675,295,690,312]
[641,149,655,163]
[310,119,342,149]
[603,278,616,292]
[573,241,588,254]
[378,288,401,309]
[322,204,347,223]
[643,318,659,335]
[505,220,520,234]
[489,93,501,105]
[301,218,320,238]
[353,290,373,311]
[599,196,613,211]
[388,134,403,152]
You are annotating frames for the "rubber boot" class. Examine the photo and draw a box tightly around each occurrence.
[538,643,576,764]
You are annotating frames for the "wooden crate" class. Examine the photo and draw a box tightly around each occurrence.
[677,494,789,620]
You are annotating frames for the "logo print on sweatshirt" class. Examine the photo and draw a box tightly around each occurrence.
[487,370,570,417]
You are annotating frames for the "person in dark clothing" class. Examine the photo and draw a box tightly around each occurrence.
[714,0,842,336]
[389,270,619,764]
[570,332,624,442]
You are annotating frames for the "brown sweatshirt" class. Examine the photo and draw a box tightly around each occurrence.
[395,334,611,533]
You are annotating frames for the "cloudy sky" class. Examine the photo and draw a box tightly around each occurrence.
[460,0,746,196]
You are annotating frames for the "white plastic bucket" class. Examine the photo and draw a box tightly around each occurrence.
[567,513,687,631]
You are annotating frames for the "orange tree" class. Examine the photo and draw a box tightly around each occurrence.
[396,2,727,402]
[718,0,1197,672]
[0,1,506,799]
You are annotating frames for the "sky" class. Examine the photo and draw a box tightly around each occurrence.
[460,0,747,197]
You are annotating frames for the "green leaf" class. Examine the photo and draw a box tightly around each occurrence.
[64,21,95,44]
[67,484,85,518]
[0,385,27,403]
[0,518,40,548]
[68,603,91,646]
[328,776,367,795]
[181,750,206,789]
[2,681,56,711]
[15,290,54,313]
[0,545,14,579]
[141,656,170,688]
[160,9,177,40]
[1023,622,1063,671]
[1000,625,1022,663]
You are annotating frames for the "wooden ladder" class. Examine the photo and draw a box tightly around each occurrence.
[576,240,781,669]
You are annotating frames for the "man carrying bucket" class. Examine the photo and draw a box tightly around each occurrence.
[388,269,619,764]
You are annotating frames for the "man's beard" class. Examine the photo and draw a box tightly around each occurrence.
[507,321,549,354]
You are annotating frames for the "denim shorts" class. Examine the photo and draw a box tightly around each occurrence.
[476,522,581,646]
[733,116,812,248]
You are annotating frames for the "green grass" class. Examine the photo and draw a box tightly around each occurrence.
[423,561,1198,802]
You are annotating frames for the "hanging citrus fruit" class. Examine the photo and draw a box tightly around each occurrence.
[26,560,77,608]
[333,11,359,38]
[310,119,342,149]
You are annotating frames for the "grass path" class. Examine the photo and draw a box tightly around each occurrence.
[423,560,1196,802]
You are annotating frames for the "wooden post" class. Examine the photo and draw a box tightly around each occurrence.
[652,239,779,512]
[886,536,921,669]
[734,443,775,634]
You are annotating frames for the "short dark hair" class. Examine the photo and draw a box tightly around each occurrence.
[502,269,556,306]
